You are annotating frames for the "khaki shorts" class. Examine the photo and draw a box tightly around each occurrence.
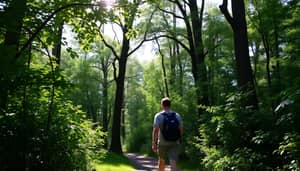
[158,144,179,161]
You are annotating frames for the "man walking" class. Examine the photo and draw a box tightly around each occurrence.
[152,97,183,171]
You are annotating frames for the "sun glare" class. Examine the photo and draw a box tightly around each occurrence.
[92,0,115,10]
[103,0,116,10]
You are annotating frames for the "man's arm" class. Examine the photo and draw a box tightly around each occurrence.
[178,114,183,137]
[179,127,183,137]
[152,127,159,152]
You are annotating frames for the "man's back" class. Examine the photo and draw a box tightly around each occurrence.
[153,110,182,146]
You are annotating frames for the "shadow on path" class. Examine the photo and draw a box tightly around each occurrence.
[124,153,172,171]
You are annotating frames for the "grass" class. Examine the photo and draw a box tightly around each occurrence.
[178,158,202,171]
[92,152,135,171]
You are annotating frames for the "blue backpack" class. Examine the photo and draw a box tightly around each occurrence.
[161,112,180,141]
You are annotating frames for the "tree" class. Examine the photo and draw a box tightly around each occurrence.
[0,0,27,112]
[220,0,258,108]
[153,0,209,116]
[0,0,108,169]
[99,0,154,153]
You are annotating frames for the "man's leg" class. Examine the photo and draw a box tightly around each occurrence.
[158,157,165,171]
[169,144,179,171]
[158,145,167,171]
[170,160,177,171]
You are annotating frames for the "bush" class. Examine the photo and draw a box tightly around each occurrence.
[197,88,300,170]
[0,68,105,171]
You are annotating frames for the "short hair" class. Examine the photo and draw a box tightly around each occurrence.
[161,97,171,107]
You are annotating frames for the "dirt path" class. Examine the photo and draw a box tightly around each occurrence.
[124,153,172,171]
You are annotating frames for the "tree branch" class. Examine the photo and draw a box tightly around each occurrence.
[111,24,121,44]
[172,0,187,19]
[219,0,234,28]
[112,57,118,81]
[155,34,190,54]
[155,38,169,97]
[157,6,184,20]
[15,2,104,60]
[98,24,120,59]
[128,8,156,56]
[204,38,224,57]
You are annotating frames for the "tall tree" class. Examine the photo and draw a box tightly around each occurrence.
[154,0,209,116]
[0,0,27,112]
[99,0,154,153]
[220,0,258,108]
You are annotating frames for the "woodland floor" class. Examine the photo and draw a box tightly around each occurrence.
[124,153,174,171]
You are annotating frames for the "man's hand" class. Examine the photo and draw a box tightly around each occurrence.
[152,143,158,153]
[152,127,159,153]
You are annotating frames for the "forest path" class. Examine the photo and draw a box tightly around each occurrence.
[124,153,173,171]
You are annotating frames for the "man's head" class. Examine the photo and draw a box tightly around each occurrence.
[161,97,171,109]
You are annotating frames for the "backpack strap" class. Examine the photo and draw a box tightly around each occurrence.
[162,111,176,117]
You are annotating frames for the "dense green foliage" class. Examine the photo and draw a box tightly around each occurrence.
[0,0,299,170]
[0,0,106,170]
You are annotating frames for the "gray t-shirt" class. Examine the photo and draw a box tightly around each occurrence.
[153,109,183,146]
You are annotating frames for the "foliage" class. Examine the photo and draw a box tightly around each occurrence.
[198,86,300,170]
[125,59,153,153]
[0,65,105,170]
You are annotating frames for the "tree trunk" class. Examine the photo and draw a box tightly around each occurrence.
[261,33,272,89]
[52,21,64,69]
[171,0,209,115]
[101,58,109,148]
[189,0,209,114]
[157,40,170,97]
[176,43,184,96]
[109,35,130,154]
[121,107,125,142]
[107,0,140,154]
[0,0,27,112]
[169,3,177,87]
[273,22,281,92]
[250,41,260,90]
[220,0,258,109]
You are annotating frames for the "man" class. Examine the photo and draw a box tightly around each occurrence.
[152,97,183,171]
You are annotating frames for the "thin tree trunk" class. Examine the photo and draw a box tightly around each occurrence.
[101,59,109,148]
[177,43,184,96]
[250,41,260,90]
[170,3,177,87]
[261,34,272,89]
[273,23,281,91]
[157,40,170,97]
[52,21,64,69]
